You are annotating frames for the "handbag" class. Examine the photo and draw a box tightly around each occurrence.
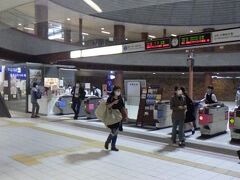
[102,108,122,126]
[95,101,107,120]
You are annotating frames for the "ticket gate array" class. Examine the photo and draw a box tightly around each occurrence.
[198,104,229,136]
[229,108,240,140]
[84,96,101,119]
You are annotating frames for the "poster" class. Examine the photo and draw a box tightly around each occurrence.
[3,80,8,87]
[29,69,42,87]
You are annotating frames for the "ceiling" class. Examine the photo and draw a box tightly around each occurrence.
[0,0,240,44]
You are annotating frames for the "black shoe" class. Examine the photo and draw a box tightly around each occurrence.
[74,116,78,120]
[105,141,110,150]
[237,150,240,160]
[35,115,40,118]
[179,141,185,147]
[192,129,195,135]
[111,147,119,151]
[31,115,36,118]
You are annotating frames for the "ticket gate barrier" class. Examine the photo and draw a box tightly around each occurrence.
[154,101,172,128]
[84,96,101,119]
[199,104,229,136]
[229,109,240,140]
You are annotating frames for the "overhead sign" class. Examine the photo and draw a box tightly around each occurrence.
[146,38,171,50]
[179,32,211,47]
[212,28,240,43]
[122,42,145,53]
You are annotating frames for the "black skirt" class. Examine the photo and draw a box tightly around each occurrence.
[185,110,196,123]
[107,122,120,129]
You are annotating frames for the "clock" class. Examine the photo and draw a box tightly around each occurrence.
[171,38,179,47]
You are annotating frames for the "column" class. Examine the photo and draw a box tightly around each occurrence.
[141,32,148,41]
[79,18,83,45]
[163,28,167,37]
[114,71,124,93]
[35,0,48,39]
[204,73,213,90]
[64,21,71,43]
[114,25,125,44]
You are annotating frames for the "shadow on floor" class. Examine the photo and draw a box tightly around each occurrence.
[155,144,178,154]
[65,150,110,164]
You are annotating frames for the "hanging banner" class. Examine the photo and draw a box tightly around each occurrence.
[212,28,240,43]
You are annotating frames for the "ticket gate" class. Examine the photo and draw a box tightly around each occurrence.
[84,96,101,119]
[154,101,172,128]
[198,104,229,136]
[229,108,240,140]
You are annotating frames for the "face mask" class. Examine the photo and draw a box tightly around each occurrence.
[177,90,182,96]
[35,85,39,89]
[207,89,212,94]
[114,91,121,96]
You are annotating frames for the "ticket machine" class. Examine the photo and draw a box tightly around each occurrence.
[229,109,240,140]
[198,104,229,136]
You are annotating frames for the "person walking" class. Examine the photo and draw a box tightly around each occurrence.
[170,86,187,147]
[71,82,86,120]
[180,87,196,135]
[31,82,41,118]
[104,86,125,151]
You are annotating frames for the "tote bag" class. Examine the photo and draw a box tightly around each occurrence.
[95,101,107,120]
[102,108,122,126]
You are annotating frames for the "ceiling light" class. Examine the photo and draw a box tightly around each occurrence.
[82,32,89,35]
[18,23,22,26]
[101,30,111,35]
[125,38,128,41]
[83,0,102,13]
[101,27,104,30]
[148,35,156,39]
[67,18,71,21]
[190,30,193,33]
[182,73,185,75]
[171,34,177,37]
[153,73,156,75]
[23,27,34,31]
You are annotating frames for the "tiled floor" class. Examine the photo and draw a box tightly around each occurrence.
[0,116,240,180]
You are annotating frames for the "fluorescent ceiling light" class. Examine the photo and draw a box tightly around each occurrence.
[153,73,156,75]
[23,27,34,31]
[171,34,177,37]
[82,32,89,35]
[101,27,104,30]
[67,18,71,21]
[101,30,111,35]
[148,35,156,38]
[81,45,122,57]
[18,23,22,26]
[70,50,82,58]
[83,0,102,13]
[190,30,193,33]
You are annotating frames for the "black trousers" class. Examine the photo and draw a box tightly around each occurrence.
[71,101,81,118]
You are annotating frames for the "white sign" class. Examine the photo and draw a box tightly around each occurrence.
[3,80,8,87]
[212,28,240,43]
[122,42,145,53]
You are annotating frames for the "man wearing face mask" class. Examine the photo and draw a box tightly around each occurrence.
[201,85,218,105]
[170,86,187,147]
[71,82,86,120]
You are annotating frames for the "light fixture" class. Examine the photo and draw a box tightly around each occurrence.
[171,34,177,37]
[82,32,89,36]
[101,30,111,35]
[83,0,102,13]
[101,27,104,30]
[70,50,82,58]
[18,23,22,26]
[23,27,34,31]
[190,30,193,33]
[153,73,156,75]
[148,35,156,39]
[125,38,128,41]
[67,18,71,21]
[182,73,185,75]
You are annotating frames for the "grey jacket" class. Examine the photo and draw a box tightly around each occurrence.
[31,87,38,103]
[170,95,187,120]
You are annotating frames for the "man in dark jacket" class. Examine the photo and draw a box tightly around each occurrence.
[31,82,41,118]
[170,86,187,147]
[71,82,86,120]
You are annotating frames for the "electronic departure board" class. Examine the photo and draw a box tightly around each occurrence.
[179,33,211,47]
[146,38,171,50]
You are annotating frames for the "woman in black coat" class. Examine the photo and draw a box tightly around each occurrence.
[180,87,196,135]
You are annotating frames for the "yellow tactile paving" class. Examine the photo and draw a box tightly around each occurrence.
[2,118,240,178]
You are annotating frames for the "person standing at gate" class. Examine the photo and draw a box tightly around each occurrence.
[170,86,187,147]
[201,85,218,105]
[71,82,86,120]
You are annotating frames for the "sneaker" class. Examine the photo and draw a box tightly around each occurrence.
[111,147,119,151]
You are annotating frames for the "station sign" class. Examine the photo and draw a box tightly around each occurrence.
[212,28,240,43]
[146,38,171,50]
[179,32,211,47]
[122,42,145,53]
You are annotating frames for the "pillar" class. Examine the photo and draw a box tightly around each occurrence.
[141,32,148,41]
[163,28,167,38]
[204,73,213,90]
[114,71,124,93]
[114,25,125,44]
[79,18,83,45]
[35,0,48,39]
[64,21,71,43]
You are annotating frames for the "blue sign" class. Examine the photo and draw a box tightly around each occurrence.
[6,67,27,80]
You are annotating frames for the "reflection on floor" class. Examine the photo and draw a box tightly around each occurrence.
[0,116,240,180]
